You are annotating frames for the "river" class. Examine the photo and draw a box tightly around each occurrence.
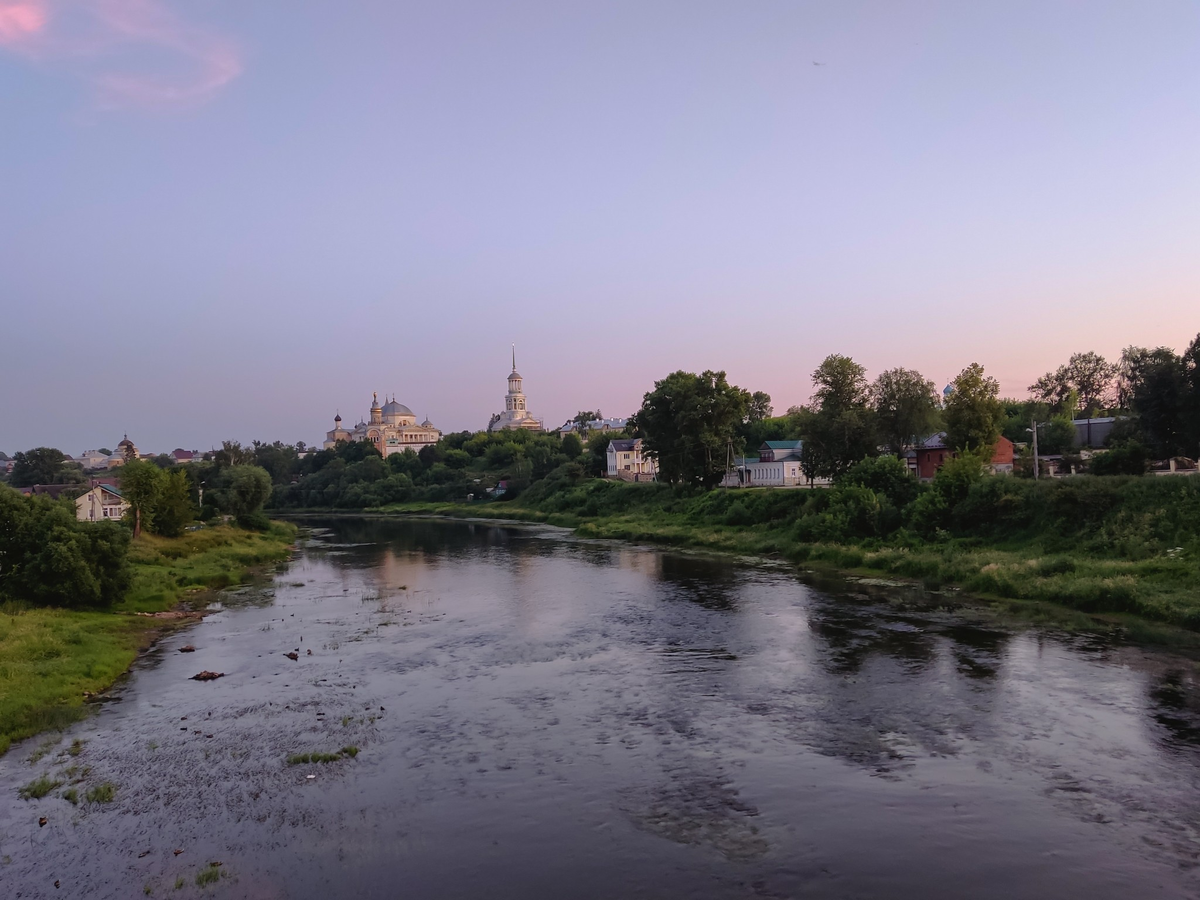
[3,517,1200,898]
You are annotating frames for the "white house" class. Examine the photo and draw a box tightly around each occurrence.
[723,441,830,487]
[606,438,656,481]
[76,450,113,471]
[75,484,129,523]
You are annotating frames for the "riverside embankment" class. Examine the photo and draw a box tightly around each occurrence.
[368,471,1200,639]
[0,523,296,756]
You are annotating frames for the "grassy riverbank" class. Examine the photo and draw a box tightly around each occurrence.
[370,474,1200,636]
[0,524,295,756]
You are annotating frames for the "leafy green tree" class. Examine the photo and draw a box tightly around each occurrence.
[212,440,256,468]
[0,486,131,608]
[153,469,195,538]
[9,448,81,487]
[119,460,162,538]
[1037,415,1077,455]
[1090,443,1150,476]
[631,370,750,487]
[220,465,274,527]
[944,363,1003,452]
[150,454,175,469]
[747,391,773,422]
[97,448,112,456]
[571,411,599,438]
[1029,351,1116,415]
[870,368,940,455]
[799,355,878,479]
[561,433,583,459]
[1117,346,1188,458]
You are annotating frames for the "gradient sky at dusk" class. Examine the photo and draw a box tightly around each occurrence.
[2,1,1198,454]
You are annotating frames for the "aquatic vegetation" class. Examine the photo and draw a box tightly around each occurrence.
[286,746,358,765]
[19,774,63,800]
[62,787,78,805]
[68,738,85,756]
[195,863,223,887]
[85,781,116,803]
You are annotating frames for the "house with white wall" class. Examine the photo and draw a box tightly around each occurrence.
[606,438,656,481]
[75,484,129,523]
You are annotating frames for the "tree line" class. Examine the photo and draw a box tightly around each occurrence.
[629,332,1200,487]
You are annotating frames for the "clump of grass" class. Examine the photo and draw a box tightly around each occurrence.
[143,884,153,895]
[68,738,85,756]
[286,746,358,765]
[195,863,223,887]
[85,781,116,803]
[62,787,78,805]
[19,774,63,800]
[174,876,185,890]
[27,736,60,764]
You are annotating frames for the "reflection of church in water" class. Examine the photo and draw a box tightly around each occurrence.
[323,393,441,457]
[488,346,543,432]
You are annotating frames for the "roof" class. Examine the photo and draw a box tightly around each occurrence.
[609,439,640,452]
[762,440,803,451]
[172,449,195,460]
[917,432,948,450]
[382,399,414,417]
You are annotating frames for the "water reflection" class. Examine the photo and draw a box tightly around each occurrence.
[4,516,1200,899]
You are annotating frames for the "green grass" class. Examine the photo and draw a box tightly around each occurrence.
[62,787,78,805]
[85,781,116,803]
[375,477,1200,640]
[286,746,358,765]
[195,864,222,887]
[0,524,296,757]
[18,774,62,799]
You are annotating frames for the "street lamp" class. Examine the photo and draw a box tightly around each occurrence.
[1026,420,1040,480]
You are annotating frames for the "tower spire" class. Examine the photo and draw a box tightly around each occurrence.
[512,343,516,372]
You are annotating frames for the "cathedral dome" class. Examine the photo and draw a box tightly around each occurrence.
[382,399,414,417]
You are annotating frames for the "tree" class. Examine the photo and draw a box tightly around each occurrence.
[571,410,600,438]
[1117,346,1188,458]
[944,363,1003,452]
[119,460,162,538]
[150,453,175,469]
[870,368,940,456]
[799,355,877,479]
[561,433,583,459]
[0,486,131,609]
[747,392,773,422]
[97,448,112,456]
[9,447,81,487]
[220,465,273,527]
[631,370,750,487]
[212,440,256,468]
[1029,352,1116,415]
[153,469,195,538]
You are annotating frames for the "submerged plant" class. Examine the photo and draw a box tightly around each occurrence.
[85,782,116,803]
[19,775,62,800]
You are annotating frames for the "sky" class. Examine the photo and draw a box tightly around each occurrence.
[1,1,1198,455]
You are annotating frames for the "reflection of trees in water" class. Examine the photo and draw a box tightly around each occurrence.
[1150,670,1200,749]
[790,592,1014,772]
[622,772,769,861]
[303,517,563,570]
[655,553,741,611]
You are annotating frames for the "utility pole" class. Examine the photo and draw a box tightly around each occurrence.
[1030,418,1039,480]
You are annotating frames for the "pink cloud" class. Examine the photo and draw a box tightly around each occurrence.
[0,2,47,44]
[0,0,241,109]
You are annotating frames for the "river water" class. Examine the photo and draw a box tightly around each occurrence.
[3,517,1200,899]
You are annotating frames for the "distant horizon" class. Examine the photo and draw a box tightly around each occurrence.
[3,2,1197,454]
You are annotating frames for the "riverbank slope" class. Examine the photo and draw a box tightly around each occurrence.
[368,474,1200,637]
[0,523,296,756]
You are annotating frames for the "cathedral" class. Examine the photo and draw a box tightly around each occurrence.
[488,347,542,432]
[323,393,441,457]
